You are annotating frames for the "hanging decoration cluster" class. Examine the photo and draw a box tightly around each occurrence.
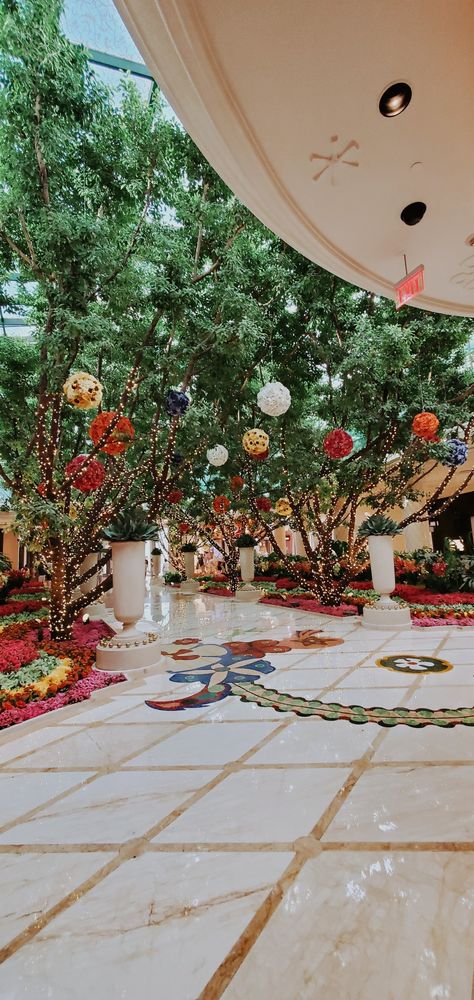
[165,390,190,417]
[323,428,353,459]
[242,429,269,457]
[412,411,439,440]
[255,496,272,512]
[274,497,292,518]
[213,495,231,514]
[230,475,244,493]
[89,412,135,455]
[63,372,102,411]
[257,381,291,417]
[65,455,105,493]
[207,445,229,467]
[441,438,468,467]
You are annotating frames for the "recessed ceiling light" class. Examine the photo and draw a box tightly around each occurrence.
[400,201,426,226]
[379,82,412,117]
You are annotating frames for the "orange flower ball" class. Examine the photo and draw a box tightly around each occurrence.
[412,412,439,440]
[213,495,231,514]
[88,412,135,455]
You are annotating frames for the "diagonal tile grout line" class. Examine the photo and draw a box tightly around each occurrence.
[0,715,293,963]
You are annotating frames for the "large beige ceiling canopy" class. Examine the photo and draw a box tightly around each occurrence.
[115,0,474,316]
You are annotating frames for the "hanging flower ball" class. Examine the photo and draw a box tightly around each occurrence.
[441,438,468,467]
[323,429,354,459]
[89,412,135,455]
[213,495,231,514]
[256,496,272,512]
[274,498,292,518]
[168,489,183,504]
[65,455,106,492]
[165,389,190,417]
[412,411,439,439]
[242,428,269,456]
[252,448,269,462]
[257,381,291,417]
[63,371,102,411]
[179,522,190,534]
[206,445,229,467]
[171,452,183,466]
[37,483,46,496]
[230,475,244,493]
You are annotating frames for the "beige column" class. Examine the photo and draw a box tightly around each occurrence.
[3,530,19,569]
[402,502,433,551]
[272,525,287,552]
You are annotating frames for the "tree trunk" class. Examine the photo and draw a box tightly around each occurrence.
[50,542,73,640]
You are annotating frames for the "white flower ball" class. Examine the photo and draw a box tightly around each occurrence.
[207,444,229,467]
[257,381,291,417]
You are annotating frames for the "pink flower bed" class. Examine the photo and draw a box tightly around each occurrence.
[0,640,38,673]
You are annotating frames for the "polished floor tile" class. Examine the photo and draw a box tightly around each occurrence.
[247,719,380,765]
[221,852,474,1000]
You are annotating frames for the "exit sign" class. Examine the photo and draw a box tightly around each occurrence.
[395,264,425,309]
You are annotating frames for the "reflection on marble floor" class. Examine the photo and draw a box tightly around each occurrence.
[0,585,473,999]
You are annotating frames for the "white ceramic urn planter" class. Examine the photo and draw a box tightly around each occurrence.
[96,541,161,671]
[181,550,199,594]
[362,535,411,630]
[236,546,260,603]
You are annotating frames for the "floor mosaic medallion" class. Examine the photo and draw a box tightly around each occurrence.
[146,636,474,728]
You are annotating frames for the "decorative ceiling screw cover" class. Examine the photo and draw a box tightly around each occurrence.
[165,389,190,417]
[257,381,291,416]
[206,445,229,466]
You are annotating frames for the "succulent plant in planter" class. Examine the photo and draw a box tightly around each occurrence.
[357,514,402,538]
[151,546,162,556]
[235,533,258,548]
[180,542,197,553]
[102,508,159,541]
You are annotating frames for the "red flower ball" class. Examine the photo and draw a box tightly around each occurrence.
[179,522,190,534]
[412,411,439,439]
[37,483,46,496]
[66,455,106,492]
[89,412,135,455]
[323,429,353,459]
[230,475,244,493]
[256,496,272,512]
[168,489,183,504]
[213,495,231,514]
[252,448,269,462]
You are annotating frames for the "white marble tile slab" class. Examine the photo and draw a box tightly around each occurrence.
[247,719,380,765]
[8,723,177,770]
[323,765,474,842]
[0,769,217,845]
[0,851,293,1000]
[0,726,79,765]
[372,724,474,763]
[221,852,474,1000]
[128,721,279,767]
[154,766,351,844]
[0,851,115,949]
[0,771,90,828]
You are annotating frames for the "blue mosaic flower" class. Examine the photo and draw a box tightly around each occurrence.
[169,646,275,690]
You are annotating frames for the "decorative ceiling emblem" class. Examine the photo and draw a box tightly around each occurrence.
[310,135,360,184]
[451,253,474,290]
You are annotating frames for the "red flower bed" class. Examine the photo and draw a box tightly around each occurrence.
[0,640,37,673]
[0,600,46,617]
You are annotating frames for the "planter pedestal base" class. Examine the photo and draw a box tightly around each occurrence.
[362,601,411,630]
[180,579,199,595]
[96,627,162,671]
[235,584,261,603]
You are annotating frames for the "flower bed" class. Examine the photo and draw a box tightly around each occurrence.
[0,585,125,729]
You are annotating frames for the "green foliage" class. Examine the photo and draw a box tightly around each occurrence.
[102,508,158,542]
[164,570,183,585]
[180,542,197,552]
[235,533,258,547]
[151,546,162,555]
[358,514,402,538]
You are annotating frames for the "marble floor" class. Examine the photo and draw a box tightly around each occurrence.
[0,585,473,999]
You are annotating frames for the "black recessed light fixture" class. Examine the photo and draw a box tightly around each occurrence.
[379,82,412,117]
[401,201,426,226]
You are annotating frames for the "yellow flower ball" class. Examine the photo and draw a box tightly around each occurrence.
[63,371,103,411]
[274,498,292,518]
[242,428,269,456]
